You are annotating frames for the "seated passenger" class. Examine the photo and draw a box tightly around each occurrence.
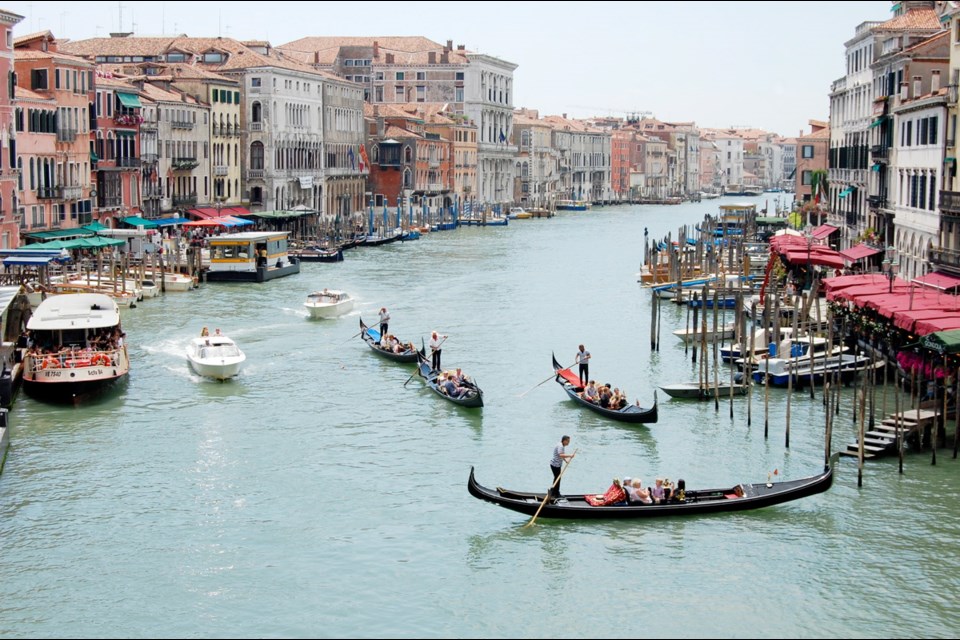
[627,478,653,504]
[651,478,666,504]
[585,478,627,506]
[441,375,466,399]
[598,386,612,408]
[380,333,391,349]
[581,380,599,403]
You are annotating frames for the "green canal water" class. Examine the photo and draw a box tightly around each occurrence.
[1,195,958,638]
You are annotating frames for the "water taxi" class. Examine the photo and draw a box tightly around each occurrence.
[556,200,590,211]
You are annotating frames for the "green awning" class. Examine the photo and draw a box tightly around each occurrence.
[116,92,142,108]
[23,228,93,240]
[83,221,108,231]
[838,187,854,198]
[114,129,136,137]
[871,163,882,172]
[921,330,960,354]
[868,117,886,129]
[946,157,956,163]
[90,151,99,162]
[122,216,158,228]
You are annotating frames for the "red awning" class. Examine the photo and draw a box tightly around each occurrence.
[912,271,960,292]
[811,224,839,240]
[893,309,960,332]
[223,206,252,217]
[915,315,960,336]
[188,208,220,219]
[839,243,882,263]
[783,246,845,269]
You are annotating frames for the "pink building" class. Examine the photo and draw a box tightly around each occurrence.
[0,10,23,247]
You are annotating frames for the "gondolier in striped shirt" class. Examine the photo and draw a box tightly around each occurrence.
[549,435,574,500]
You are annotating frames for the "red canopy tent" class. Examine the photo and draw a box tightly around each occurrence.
[839,243,883,263]
[915,315,960,335]
[912,271,960,292]
[893,309,960,332]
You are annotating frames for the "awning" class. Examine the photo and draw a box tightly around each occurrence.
[3,255,59,266]
[23,228,93,240]
[83,221,108,231]
[223,206,251,216]
[838,187,854,198]
[946,157,956,163]
[0,286,21,319]
[921,329,960,354]
[868,117,886,129]
[114,129,136,137]
[188,208,220,219]
[90,151,99,162]
[912,271,960,292]
[871,163,882,172]
[811,224,839,240]
[152,217,192,227]
[839,243,882,262]
[116,92,142,108]
[122,216,158,229]
[245,210,313,219]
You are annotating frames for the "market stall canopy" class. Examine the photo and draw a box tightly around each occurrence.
[912,271,960,293]
[839,243,882,263]
[152,217,192,227]
[921,329,960,354]
[122,216,158,229]
[810,224,839,240]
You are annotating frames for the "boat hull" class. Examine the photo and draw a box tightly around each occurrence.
[305,299,354,319]
[660,382,749,399]
[415,352,483,408]
[359,318,419,363]
[205,261,301,283]
[188,359,244,380]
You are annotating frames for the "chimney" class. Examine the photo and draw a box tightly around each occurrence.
[562,113,567,119]
[373,41,379,58]
[457,44,465,51]
[913,75,922,98]
[900,81,909,102]
[428,51,436,64]
[385,53,394,64]
[446,40,453,52]
[932,69,941,93]
[441,52,448,64]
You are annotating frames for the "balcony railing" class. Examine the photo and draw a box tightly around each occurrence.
[870,145,888,160]
[36,187,56,199]
[58,185,82,200]
[116,157,142,169]
[172,158,200,171]
[247,169,264,180]
[171,120,195,130]
[940,190,960,215]
[214,165,229,176]
[102,197,123,209]
[930,246,960,270]
[867,195,887,209]
[140,121,158,132]
[56,128,77,142]
[249,122,263,132]
[140,152,158,164]
[172,193,198,207]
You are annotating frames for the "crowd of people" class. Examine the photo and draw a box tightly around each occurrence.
[584,476,686,506]
[578,380,630,409]
[21,326,125,370]
[438,368,473,399]
[378,332,415,355]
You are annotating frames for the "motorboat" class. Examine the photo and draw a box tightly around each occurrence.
[304,289,354,319]
[719,328,795,363]
[22,293,130,403]
[751,336,850,385]
[161,272,197,291]
[186,332,246,381]
[508,207,532,219]
[672,323,736,344]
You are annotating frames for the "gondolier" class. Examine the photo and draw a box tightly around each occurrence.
[429,331,447,372]
[378,307,390,336]
[575,344,590,387]
[549,436,575,500]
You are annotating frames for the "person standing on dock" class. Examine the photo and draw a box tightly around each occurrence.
[575,344,591,387]
[378,307,390,337]
[549,435,575,500]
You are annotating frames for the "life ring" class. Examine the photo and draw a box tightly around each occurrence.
[43,356,57,369]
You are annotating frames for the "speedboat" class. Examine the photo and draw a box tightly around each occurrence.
[304,289,354,319]
[508,207,531,219]
[186,333,245,380]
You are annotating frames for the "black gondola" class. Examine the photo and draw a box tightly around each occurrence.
[467,456,837,520]
[359,317,419,363]
[551,353,657,424]
[290,246,344,262]
[414,350,484,408]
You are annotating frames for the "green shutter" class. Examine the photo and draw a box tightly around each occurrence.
[234,91,240,104]
[212,90,218,103]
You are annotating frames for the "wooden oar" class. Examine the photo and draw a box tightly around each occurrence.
[523,449,578,528]
[518,364,571,398]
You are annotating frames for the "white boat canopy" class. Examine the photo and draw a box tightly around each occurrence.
[27,293,120,330]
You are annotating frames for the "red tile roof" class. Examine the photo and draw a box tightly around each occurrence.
[876,8,942,31]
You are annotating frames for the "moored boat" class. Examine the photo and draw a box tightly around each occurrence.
[290,245,344,263]
[186,331,246,381]
[205,231,301,283]
[22,293,130,403]
[659,381,749,400]
[467,455,837,520]
[672,323,736,344]
[551,354,657,424]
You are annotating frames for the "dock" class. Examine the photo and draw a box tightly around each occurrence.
[841,408,939,459]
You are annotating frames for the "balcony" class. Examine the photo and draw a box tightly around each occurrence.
[116,157,142,169]
[141,152,158,164]
[940,190,960,216]
[140,120,158,132]
[172,193,198,207]
[214,165,229,176]
[58,185,82,200]
[247,169,264,180]
[36,187,57,199]
[930,246,960,271]
[102,197,123,209]
[114,113,143,126]
[867,194,887,209]
[249,122,263,132]
[56,128,77,143]
[428,158,440,168]
[870,145,888,160]
[172,158,199,171]
[171,120,195,130]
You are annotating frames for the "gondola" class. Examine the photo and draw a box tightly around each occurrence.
[359,317,419,363]
[551,353,657,423]
[467,455,837,520]
[414,350,484,408]
[290,246,344,262]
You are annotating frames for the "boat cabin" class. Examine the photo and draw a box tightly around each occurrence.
[205,231,301,283]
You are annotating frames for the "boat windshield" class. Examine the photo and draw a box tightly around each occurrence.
[200,345,241,359]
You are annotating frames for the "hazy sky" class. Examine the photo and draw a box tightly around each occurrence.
[7,1,894,136]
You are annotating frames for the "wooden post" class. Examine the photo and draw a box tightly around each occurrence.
[857,387,866,487]
[748,300,757,427]
[712,288,720,412]
[897,371,905,474]
[953,367,960,459]
[649,292,658,351]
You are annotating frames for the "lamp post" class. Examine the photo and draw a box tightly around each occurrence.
[883,245,899,293]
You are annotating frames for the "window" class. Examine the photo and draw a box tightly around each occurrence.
[416,86,425,102]
[396,72,404,81]
[251,77,261,88]
[55,68,60,89]
[203,52,224,63]
[395,86,404,100]
[31,69,48,90]
[416,72,425,81]
[455,72,464,81]
[166,52,186,62]
[5,29,10,49]
[801,145,814,159]
[345,59,354,67]
[930,116,939,145]
[250,141,264,169]
[801,170,813,186]
[234,92,240,103]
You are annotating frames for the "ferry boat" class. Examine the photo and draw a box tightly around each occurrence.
[556,199,590,211]
[22,293,130,403]
[204,231,301,283]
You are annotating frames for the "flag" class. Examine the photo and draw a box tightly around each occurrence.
[348,146,356,170]
[499,129,506,143]
[358,144,369,172]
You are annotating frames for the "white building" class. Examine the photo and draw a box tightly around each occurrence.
[464,53,518,205]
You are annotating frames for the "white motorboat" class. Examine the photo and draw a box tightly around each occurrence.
[161,272,197,291]
[672,323,736,344]
[186,333,246,380]
[304,289,354,319]
[22,293,130,402]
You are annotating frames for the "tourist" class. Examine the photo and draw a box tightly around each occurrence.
[549,435,574,500]
[627,478,652,504]
[582,380,599,403]
[651,478,666,504]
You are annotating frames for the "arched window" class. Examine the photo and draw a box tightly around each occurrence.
[403,168,413,188]
[250,141,264,170]
[252,101,262,123]
[372,144,379,162]
[404,146,413,163]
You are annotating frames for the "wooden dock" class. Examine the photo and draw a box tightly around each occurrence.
[840,409,938,459]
